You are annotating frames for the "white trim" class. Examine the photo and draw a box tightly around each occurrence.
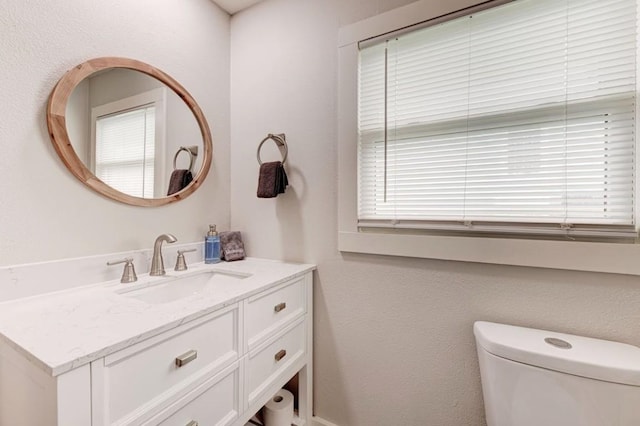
[339,231,640,275]
[337,0,640,276]
[312,416,340,426]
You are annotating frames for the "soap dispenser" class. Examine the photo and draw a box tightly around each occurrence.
[204,225,221,264]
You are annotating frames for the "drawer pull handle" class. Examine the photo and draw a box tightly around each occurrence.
[275,349,287,362]
[274,302,287,313]
[175,350,198,367]
[186,422,198,426]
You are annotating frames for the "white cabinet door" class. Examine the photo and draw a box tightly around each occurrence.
[246,318,307,407]
[92,305,240,425]
[245,277,306,352]
[152,362,241,426]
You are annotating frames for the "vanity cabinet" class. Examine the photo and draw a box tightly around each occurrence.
[0,267,313,426]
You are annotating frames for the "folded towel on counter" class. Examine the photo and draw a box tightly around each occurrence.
[257,161,288,198]
[219,231,245,261]
[167,169,193,195]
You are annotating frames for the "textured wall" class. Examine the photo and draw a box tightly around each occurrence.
[0,0,230,266]
[229,1,640,425]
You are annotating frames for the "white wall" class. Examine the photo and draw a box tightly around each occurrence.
[230,1,640,425]
[66,79,90,164]
[0,0,230,266]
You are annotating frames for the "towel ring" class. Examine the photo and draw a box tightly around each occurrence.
[173,146,197,172]
[257,133,288,165]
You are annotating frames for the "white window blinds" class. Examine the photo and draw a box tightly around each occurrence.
[358,0,637,238]
[95,106,156,198]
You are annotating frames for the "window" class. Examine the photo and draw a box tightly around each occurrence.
[357,0,637,240]
[95,105,156,198]
[90,88,166,198]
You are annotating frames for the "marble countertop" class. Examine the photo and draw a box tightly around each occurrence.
[0,258,315,377]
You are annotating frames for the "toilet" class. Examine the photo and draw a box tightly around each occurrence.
[474,321,640,426]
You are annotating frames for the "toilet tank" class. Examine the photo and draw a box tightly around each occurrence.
[474,321,640,426]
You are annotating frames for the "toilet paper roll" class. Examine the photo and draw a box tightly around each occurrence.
[263,388,294,426]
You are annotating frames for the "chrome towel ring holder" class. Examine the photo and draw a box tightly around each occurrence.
[173,146,198,172]
[257,133,288,165]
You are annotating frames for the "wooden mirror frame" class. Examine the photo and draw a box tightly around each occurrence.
[47,57,213,207]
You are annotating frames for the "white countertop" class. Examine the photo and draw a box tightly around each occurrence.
[0,258,315,377]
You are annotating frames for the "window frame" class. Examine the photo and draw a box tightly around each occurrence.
[90,87,167,198]
[337,0,640,275]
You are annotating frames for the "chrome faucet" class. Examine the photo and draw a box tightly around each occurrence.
[150,234,178,276]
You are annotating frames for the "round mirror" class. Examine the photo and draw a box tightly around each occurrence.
[47,57,212,206]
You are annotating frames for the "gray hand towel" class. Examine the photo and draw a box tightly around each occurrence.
[167,169,193,195]
[219,231,245,261]
[257,161,288,198]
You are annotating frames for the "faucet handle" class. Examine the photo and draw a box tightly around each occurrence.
[175,249,197,271]
[107,258,138,283]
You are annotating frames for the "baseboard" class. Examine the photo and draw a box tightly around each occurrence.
[312,416,340,426]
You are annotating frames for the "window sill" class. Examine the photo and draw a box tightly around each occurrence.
[338,231,640,276]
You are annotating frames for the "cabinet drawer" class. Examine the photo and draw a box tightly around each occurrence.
[246,318,306,407]
[149,362,240,426]
[245,277,306,351]
[92,306,239,425]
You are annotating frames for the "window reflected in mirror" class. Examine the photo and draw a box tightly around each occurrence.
[95,102,157,198]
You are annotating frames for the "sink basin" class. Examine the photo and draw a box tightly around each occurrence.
[116,270,250,304]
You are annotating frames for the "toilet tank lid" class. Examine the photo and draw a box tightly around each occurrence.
[474,321,640,386]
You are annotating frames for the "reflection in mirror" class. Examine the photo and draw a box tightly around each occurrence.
[66,69,203,199]
[47,57,212,207]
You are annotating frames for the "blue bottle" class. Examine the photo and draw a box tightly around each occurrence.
[204,225,221,264]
